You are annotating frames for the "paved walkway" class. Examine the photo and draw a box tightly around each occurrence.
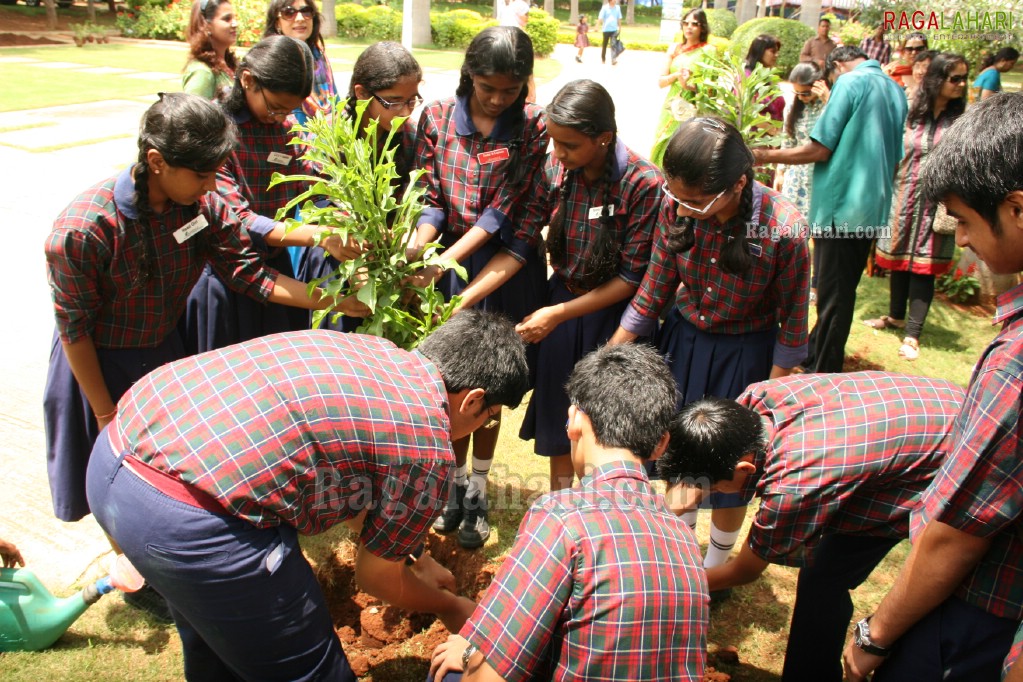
[0,39,669,591]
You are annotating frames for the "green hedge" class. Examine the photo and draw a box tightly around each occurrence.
[117,0,266,44]
[524,8,560,58]
[362,5,401,41]
[706,9,737,39]
[730,17,814,78]
[431,9,495,49]
[837,20,871,51]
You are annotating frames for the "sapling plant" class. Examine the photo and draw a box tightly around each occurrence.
[270,99,464,350]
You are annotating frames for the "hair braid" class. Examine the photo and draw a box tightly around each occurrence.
[718,170,755,275]
[546,170,572,269]
[580,136,622,288]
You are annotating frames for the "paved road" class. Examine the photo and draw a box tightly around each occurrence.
[0,40,670,590]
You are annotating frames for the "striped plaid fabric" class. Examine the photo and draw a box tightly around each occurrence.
[542,139,662,289]
[413,96,548,262]
[46,168,276,348]
[1003,622,1023,677]
[625,184,810,349]
[460,460,708,681]
[859,37,892,65]
[113,330,453,560]
[910,284,1023,620]
[738,371,964,567]
[217,110,319,241]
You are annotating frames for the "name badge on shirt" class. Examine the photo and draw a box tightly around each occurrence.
[173,214,209,244]
[748,243,763,258]
[588,205,615,220]
[267,151,292,165]
[477,148,510,165]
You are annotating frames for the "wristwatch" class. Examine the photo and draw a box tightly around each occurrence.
[462,642,479,669]
[853,617,892,657]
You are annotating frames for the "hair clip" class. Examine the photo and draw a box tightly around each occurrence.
[200,0,211,12]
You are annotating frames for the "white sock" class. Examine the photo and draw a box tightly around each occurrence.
[704,523,741,569]
[453,462,468,487]
[680,510,698,530]
[467,458,493,500]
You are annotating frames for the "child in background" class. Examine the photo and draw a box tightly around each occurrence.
[181,35,355,353]
[517,79,662,491]
[412,26,548,550]
[44,92,361,618]
[610,117,809,587]
[182,0,237,99]
[574,15,589,63]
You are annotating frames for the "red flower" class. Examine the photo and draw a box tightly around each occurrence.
[954,268,963,279]
[967,263,977,275]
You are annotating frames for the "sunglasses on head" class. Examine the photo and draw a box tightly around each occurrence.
[280,5,314,19]
[947,74,968,85]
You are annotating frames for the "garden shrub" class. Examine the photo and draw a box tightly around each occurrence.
[362,4,401,40]
[524,8,559,58]
[706,8,737,39]
[837,20,871,50]
[118,0,264,45]
[731,17,814,78]
[432,9,494,49]
[335,3,369,38]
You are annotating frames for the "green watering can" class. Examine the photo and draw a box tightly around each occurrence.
[0,555,145,651]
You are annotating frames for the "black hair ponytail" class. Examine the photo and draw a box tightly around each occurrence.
[220,35,315,116]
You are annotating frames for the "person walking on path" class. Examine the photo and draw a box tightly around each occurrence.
[597,0,622,66]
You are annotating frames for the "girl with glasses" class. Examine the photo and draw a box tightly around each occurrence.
[866,53,969,361]
[182,35,363,353]
[43,93,362,617]
[182,0,238,99]
[610,117,809,580]
[295,41,424,332]
[412,26,548,550]
[516,79,662,492]
[883,32,928,87]
[262,0,336,125]
[650,7,713,166]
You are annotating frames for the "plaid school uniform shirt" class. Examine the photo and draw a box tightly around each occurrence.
[461,460,708,681]
[541,138,662,290]
[414,96,548,263]
[736,371,964,567]
[910,283,1023,620]
[621,183,810,368]
[217,110,319,243]
[46,167,276,349]
[113,330,453,561]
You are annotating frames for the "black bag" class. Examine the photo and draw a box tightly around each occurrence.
[611,33,625,59]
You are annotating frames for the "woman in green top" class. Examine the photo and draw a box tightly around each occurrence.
[650,8,714,166]
[182,0,238,99]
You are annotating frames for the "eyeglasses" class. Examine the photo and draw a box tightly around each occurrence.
[662,182,727,215]
[947,74,968,85]
[279,5,314,19]
[371,92,423,111]
[482,406,501,430]
[903,45,925,53]
[259,89,292,120]
[793,89,815,99]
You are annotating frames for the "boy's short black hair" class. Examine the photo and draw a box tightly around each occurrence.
[565,343,676,460]
[922,92,1023,233]
[657,398,766,484]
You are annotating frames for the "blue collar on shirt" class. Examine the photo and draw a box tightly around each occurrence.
[454,93,522,140]
[228,106,252,125]
[114,166,139,219]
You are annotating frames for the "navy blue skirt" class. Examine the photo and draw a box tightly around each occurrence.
[657,308,776,506]
[519,277,631,456]
[179,251,308,355]
[42,329,186,521]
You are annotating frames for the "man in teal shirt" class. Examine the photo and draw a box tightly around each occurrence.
[754,45,907,372]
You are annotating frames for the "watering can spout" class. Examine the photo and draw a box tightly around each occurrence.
[0,555,145,652]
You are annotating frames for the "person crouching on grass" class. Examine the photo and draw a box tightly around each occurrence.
[660,371,964,682]
[429,343,708,682]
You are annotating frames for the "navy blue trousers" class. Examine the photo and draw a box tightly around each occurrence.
[86,430,355,682]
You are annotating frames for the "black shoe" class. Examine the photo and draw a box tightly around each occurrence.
[123,584,174,624]
[458,493,490,549]
[575,56,582,63]
[433,482,467,534]
[709,588,733,605]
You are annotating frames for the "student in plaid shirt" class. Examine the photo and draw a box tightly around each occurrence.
[660,372,964,681]
[413,27,549,550]
[512,79,661,492]
[610,116,809,582]
[85,311,529,682]
[844,94,1023,681]
[429,343,708,682]
[181,35,358,353]
[43,93,363,619]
